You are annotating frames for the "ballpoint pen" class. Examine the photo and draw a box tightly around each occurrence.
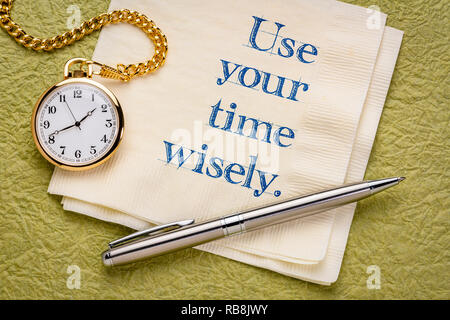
[102,177,405,266]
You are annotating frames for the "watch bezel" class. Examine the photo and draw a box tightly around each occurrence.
[31,77,124,171]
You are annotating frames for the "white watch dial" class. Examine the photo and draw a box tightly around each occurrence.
[35,82,120,167]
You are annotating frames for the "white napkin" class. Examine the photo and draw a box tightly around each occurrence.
[200,26,404,284]
[60,25,403,284]
[49,0,402,283]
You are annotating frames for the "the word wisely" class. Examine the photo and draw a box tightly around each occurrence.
[163,141,280,197]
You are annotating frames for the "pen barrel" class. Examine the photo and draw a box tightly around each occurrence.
[241,183,372,230]
[103,219,225,266]
[103,182,373,266]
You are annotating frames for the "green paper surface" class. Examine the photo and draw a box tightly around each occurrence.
[0,0,448,299]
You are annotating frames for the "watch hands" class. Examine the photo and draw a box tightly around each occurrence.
[78,108,96,125]
[49,123,76,137]
[48,108,96,138]
[63,100,81,130]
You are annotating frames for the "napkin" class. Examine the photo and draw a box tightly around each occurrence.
[49,0,386,260]
[49,0,402,283]
[200,26,404,284]
[60,25,403,284]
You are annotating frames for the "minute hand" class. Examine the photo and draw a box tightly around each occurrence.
[64,100,81,131]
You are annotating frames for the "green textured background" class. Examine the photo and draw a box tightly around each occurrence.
[0,0,448,299]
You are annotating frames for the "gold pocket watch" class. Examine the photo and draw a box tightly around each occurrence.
[32,58,125,170]
[0,0,167,170]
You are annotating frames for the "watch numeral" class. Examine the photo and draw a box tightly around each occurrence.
[48,135,55,144]
[60,146,66,155]
[101,104,108,112]
[105,119,112,128]
[59,94,66,103]
[75,150,81,158]
[48,106,56,114]
[73,89,82,98]
[43,120,50,129]
[91,93,95,102]
[101,134,107,143]
[90,146,97,155]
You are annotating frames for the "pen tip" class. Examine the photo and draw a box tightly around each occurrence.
[398,177,406,182]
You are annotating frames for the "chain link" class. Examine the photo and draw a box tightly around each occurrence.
[0,0,167,81]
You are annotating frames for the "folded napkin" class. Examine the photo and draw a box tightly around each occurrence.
[200,26,404,284]
[49,0,402,284]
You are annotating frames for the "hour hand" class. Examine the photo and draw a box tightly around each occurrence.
[49,123,76,136]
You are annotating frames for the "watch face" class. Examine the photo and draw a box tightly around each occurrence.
[33,80,123,169]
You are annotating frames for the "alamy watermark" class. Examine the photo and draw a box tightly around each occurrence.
[66,264,81,289]
[366,265,381,289]
[66,5,81,29]
[366,5,382,30]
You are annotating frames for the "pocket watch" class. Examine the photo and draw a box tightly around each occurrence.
[31,58,125,171]
[0,0,168,170]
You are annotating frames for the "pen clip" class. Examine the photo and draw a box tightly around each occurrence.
[108,219,195,248]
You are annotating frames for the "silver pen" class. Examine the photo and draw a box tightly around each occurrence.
[102,177,405,266]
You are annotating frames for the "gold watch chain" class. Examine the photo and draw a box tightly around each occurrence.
[0,0,168,81]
